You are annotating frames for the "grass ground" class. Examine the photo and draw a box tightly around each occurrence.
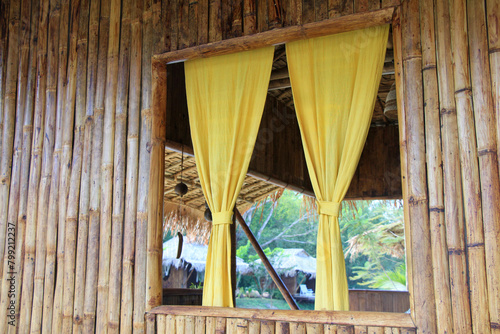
[235,298,315,310]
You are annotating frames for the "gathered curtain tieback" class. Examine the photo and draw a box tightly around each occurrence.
[317,201,340,217]
[212,211,233,225]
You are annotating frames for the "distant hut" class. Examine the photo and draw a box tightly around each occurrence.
[162,236,251,289]
[249,248,316,296]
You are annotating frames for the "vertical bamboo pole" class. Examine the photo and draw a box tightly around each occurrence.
[487,0,500,173]
[107,0,131,330]
[433,0,462,332]
[61,0,89,331]
[120,0,143,331]
[467,1,500,330]
[391,7,413,316]
[52,0,81,331]
[486,1,500,331]
[0,0,21,288]
[1,0,30,286]
[0,0,37,331]
[146,59,166,319]
[82,0,109,331]
[29,0,62,331]
[17,0,49,331]
[448,0,487,332]
[401,0,437,332]
[95,0,121,331]
[418,1,453,333]
[41,0,69,332]
[0,0,10,157]
[133,0,153,331]
[72,0,99,332]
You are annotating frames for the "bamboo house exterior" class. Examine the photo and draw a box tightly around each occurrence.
[0,0,499,333]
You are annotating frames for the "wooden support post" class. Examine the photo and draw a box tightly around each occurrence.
[234,209,299,310]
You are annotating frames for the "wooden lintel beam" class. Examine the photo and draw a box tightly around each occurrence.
[153,7,395,64]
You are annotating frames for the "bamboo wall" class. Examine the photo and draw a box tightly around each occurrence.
[1,0,499,334]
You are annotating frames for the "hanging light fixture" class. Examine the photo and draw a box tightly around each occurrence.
[174,145,188,197]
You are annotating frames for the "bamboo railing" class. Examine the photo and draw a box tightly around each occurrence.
[147,306,416,334]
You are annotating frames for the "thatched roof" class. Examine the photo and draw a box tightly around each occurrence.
[255,248,317,278]
[163,147,283,244]
[162,236,251,275]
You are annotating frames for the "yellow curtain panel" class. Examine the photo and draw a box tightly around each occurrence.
[286,25,389,310]
[185,47,274,307]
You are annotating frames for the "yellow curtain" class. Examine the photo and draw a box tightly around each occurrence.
[286,25,389,310]
[185,47,274,307]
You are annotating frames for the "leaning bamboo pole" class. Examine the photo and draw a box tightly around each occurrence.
[17,0,49,331]
[401,1,436,332]
[0,0,37,332]
[72,0,99,331]
[107,0,131,330]
[61,0,89,332]
[41,1,68,332]
[448,0,489,332]
[0,0,21,288]
[418,1,453,333]
[52,0,81,331]
[82,0,109,331]
[120,0,143,331]
[95,0,121,331]
[466,1,500,330]
[146,59,166,317]
[133,0,153,331]
[433,0,462,332]
[29,0,63,332]
[235,209,299,310]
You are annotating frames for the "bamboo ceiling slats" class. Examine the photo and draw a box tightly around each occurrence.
[163,149,281,213]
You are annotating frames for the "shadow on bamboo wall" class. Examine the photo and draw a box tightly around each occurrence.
[0,0,499,333]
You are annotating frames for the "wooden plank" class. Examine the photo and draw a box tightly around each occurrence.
[179,0,189,49]
[216,317,227,333]
[249,319,261,334]
[207,317,216,334]
[276,321,290,334]
[228,318,238,334]
[208,0,222,42]
[338,326,354,334]
[261,320,276,334]
[289,322,306,334]
[169,0,179,50]
[166,314,176,333]
[154,7,395,62]
[196,316,207,333]
[176,315,186,333]
[367,327,384,334]
[324,324,338,334]
[237,318,249,334]
[354,326,367,334]
[157,315,167,334]
[186,315,195,333]
[257,0,267,32]
[302,0,315,24]
[307,323,324,334]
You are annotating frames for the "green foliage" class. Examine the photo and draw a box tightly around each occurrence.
[189,282,203,289]
[235,192,406,292]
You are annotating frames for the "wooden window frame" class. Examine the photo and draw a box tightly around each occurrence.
[149,5,415,328]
